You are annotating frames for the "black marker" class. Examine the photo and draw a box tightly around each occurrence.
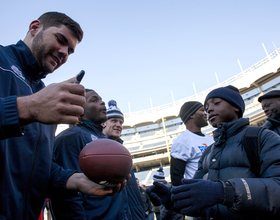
[74,70,85,84]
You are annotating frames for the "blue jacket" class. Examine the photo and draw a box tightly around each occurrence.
[194,118,280,219]
[0,41,76,219]
[263,117,280,135]
[51,120,145,219]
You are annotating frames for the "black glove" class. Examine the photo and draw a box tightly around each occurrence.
[171,179,224,216]
[146,182,172,206]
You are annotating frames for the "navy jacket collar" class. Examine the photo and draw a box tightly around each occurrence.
[80,120,105,138]
[11,40,45,82]
[213,118,249,145]
[267,117,280,126]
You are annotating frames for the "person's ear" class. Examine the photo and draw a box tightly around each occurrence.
[189,114,195,119]
[234,108,240,116]
[29,20,42,36]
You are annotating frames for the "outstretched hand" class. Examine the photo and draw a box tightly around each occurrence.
[171,179,224,216]
[66,173,129,196]
[146,182,172,206]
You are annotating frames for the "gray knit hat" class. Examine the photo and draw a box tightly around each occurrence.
[179,101,203,124]
[106,100,124,120]
[153,166,165,181]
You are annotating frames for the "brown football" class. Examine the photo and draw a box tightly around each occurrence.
[79,139,132,187]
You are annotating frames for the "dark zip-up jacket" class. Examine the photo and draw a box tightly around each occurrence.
[0,41,76,219]
[51,120,145,219]
[263,117,280,135]
[139,187,152,214]
[194,118,280,219]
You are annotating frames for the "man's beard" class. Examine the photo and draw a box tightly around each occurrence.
[31,30,49,74]
[194,117,208,128]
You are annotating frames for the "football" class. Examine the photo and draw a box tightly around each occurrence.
[79,138,132,187]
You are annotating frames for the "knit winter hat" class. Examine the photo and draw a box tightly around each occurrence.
[258,90,280,103]
[153,166,165,181]
[106,100,124,120]
[179,101,203,124]
[204,85,245,118]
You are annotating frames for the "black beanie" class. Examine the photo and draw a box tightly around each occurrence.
[204,85,245,118]
[258,90,280,102]
[179,101,203,124]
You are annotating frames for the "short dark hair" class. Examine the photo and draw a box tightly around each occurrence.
[85,89,94,93]
[38,12,83,42]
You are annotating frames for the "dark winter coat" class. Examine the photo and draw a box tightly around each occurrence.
[194,118,280,220]
[51,120,145,219]
[139,186,152,213]
[0,41,75,219]
[263,117,280,135]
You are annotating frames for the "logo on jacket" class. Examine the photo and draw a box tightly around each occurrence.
[11,65,25,80]
[198,143,208,153]
[91,134,98,141]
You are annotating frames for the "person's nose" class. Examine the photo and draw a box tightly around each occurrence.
[58,46,69,59]
[206,104,213,113]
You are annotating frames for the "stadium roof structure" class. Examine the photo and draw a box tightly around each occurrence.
[122,47,280,129]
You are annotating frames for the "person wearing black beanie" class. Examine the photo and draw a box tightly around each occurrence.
[204,85,245,119]
[258,90,280,135]
[170,101,213,188]
[147,85,280,219]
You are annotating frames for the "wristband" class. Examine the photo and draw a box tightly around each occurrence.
[220,181,234,207]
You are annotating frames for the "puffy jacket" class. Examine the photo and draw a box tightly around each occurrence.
[263,117,280,135]
[51,120,145,219]
[193,118,280,219]
[0,41,75,219]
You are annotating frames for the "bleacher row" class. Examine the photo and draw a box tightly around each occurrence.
[123,123,183,152]
[122,122,183,142]
[131,80,280,184]
[124,82,280,146]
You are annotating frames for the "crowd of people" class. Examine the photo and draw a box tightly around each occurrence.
[1,10,280,220]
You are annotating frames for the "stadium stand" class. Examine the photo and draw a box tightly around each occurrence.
[130,47,280,186]
[55,46,280,187]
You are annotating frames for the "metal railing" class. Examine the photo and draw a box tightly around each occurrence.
[124,47,280,118]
